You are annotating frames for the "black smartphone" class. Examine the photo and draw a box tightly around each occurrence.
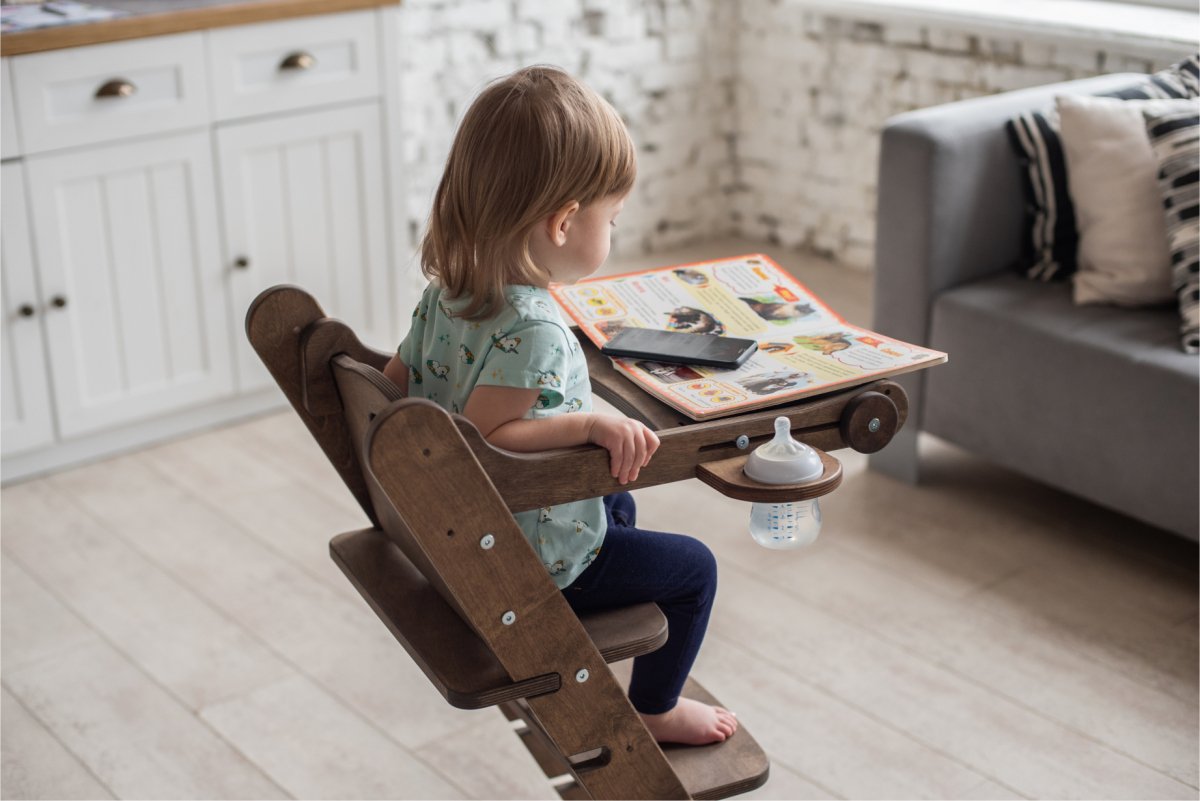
[600,328,758,369]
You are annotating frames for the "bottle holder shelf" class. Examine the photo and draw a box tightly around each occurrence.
[695,448,843,503]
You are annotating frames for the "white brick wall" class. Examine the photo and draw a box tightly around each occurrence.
[731,0,1192,269]
[395,0,735,300]
[395,0,1194,295]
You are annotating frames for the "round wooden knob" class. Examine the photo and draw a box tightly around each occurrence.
[839,390,899,454]
[17,303,35,317]
[50,295,68,309]
[234,256,251,270]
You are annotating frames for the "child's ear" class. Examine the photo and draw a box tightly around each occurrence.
[548,201,581,247]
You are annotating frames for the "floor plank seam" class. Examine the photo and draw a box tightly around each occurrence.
[754,532,1199,707]
[0,547,294,801]
[29,479,470,800]
[761,748,846,800]
[0,676,118,799]
[128,446,373,608]
[743,562,1197,791]
[708,630,1031,800]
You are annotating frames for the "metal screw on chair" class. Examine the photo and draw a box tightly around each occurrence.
[735,434,750,449]
[479,533,495,550]
[501,610,516,625]
[868,417,881,433]
[575,668,589,683]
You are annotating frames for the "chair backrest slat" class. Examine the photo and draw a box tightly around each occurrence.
[245,286,386,527]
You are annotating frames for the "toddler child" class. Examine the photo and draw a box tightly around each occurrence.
[383,65,736,746]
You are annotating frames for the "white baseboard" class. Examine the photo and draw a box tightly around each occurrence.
[1,390,289,486]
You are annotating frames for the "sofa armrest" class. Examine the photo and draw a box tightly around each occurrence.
[872,73,1144,348]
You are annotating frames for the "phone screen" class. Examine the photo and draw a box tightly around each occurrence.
[600,328,757,368]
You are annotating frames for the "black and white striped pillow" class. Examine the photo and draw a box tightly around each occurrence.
[1006,54,1200,282]
[1144,105,1200,354]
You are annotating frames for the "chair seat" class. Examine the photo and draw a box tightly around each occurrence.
[330,528,669,709]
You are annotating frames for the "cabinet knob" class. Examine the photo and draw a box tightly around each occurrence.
[279,52,317,71]
[17,303,35,318]
[234,256,251,270]
[50,295,68,309]
[96,79,137,99]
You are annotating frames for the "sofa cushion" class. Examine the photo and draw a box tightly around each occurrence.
[1143,104,1200,354]
[1056,95,1192,307]
[1005,54,1200,282]
[925,273,1198,538]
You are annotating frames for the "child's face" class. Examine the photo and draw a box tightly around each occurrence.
[542,193,627,285]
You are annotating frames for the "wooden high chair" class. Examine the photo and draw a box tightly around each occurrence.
[246,285,908,800]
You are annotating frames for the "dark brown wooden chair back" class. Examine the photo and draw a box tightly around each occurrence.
[245,284,771,800]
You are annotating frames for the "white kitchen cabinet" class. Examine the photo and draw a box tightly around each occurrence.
[218,102,391,393]
[207,10,380,122]
[2,162,55,456]
[0,4,404,482]
[2,59,20,159]
[11,32,210,155]
[25,131,233,438]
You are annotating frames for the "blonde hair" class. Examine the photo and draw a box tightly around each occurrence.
[420,66,637,320]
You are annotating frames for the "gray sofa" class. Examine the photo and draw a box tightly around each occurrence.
[869,74,1199,541]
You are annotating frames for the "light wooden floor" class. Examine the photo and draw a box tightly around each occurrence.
[3,241,1197,800]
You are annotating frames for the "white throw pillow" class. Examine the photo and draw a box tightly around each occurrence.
[1056,94,1196,307]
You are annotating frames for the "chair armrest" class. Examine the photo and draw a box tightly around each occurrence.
[446,379,907,512]
[872,72,1144,348]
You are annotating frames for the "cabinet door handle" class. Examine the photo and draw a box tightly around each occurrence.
[50,295,68,309]
[279,51,317,71]
[234,256,251,270]
[96,79,137,99]
[17,303,35,318]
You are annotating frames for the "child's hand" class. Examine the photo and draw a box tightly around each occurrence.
[587,415,660,485]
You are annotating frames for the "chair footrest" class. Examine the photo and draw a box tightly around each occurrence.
[663,677,770,800]
[601,660,770,800]
[330,527,669,709]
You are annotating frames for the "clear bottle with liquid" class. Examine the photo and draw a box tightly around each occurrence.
[744,417,824,549]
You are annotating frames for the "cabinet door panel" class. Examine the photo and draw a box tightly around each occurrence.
[1,162,55,456]
[26,132,233,438]
[12,33,209,155]
[2,58,20,160]
[218,102,391,392]
[207,10,379,122]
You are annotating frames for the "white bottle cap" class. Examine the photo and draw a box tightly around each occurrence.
[744,417,824,485]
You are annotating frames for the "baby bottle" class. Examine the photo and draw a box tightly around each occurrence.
[744,417,824,549]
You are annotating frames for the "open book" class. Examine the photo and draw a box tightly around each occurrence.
[551,253,947,421]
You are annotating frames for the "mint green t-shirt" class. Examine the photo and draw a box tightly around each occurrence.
[397,283,605,589]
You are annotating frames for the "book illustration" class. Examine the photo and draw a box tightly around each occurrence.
[551,253,947,421]
[673,268,710,287]
[794,332,853,355]
[737,369,813,396]
[739,295,817,324]
[668,379,748,408]
[665,306,726,335]
[636,361,705,384]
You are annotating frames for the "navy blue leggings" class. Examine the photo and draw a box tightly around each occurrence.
[562,492,718,714]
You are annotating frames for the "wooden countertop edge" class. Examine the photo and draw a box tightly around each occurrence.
[1,0,401,57]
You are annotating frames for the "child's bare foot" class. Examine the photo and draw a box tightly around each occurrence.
[639,698,738,745]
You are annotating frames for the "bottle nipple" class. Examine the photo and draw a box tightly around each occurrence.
[744,417,824,550]
[744,417,823,485]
